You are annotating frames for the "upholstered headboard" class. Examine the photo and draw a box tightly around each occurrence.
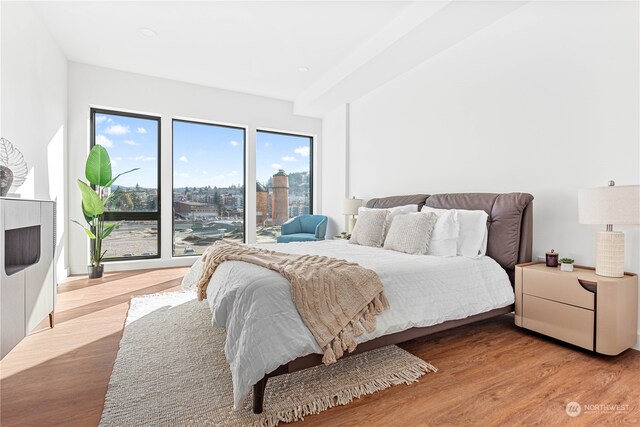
[366,192,534,286]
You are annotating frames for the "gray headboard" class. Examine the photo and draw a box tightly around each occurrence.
[366,193,534,286]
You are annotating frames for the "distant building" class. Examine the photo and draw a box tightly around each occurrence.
[256,182,269,226]
[174,201,217,218]
[289,204,310,217]
[272,169,289,226]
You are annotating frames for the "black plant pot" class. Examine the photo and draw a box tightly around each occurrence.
[88,265,104,279]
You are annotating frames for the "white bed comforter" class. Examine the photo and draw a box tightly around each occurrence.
[182,240,514,409]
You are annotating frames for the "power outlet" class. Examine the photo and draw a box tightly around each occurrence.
[537,255,546,262]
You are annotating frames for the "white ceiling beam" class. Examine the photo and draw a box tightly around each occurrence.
[294,1,527,117]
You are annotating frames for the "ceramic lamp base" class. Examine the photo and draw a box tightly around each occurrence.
[596,231,624,278]
[348,216,357,234]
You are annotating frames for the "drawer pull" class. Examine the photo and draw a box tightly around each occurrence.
[578,279,597,293]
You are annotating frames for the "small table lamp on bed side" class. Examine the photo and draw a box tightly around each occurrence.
[343,196,364,234]
[578,181,640,277]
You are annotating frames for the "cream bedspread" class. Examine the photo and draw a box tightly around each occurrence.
[182,240,514,409]
[196,241,389,365]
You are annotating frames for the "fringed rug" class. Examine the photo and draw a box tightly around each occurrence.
[100,291,437,427]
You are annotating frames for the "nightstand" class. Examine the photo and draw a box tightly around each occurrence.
[514,262,638,355]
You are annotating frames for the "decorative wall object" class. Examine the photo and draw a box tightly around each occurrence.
[0,138,28,196]
[0,166,13,197]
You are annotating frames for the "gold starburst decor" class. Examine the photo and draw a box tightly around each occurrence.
[0,137,28,196]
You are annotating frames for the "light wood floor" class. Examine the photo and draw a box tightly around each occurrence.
[1,268,638,426]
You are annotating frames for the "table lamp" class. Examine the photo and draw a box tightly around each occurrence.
[578,181,640,277]
[343,196,364,233]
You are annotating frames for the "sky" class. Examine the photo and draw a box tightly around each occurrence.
[255,130,312,184]
[95,113,313,190]
[173,122,312,189]
[94,112,158,188]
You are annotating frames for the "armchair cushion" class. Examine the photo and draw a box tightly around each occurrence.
[277,233,321,243]
[281,217,302,235]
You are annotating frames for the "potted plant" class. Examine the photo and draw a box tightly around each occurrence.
[72,145,138,278]
[559,258,575,272]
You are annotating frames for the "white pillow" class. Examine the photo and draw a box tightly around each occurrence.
[422,206,489,258]
[420,207,459,257]
[349,209,389,247]
[383,212,438,255]
[358,204,418,239]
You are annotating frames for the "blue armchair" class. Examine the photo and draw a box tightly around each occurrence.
[276,215,328,243]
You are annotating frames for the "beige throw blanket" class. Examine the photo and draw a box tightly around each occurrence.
[197,241,389,364]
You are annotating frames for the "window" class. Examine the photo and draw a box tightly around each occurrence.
[172,119,246,256]
[90,108,161,260]
[256,130,313,243]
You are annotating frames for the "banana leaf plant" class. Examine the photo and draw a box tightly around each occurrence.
[72,145,139,269]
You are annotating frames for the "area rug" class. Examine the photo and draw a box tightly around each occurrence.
[100,291,437,427]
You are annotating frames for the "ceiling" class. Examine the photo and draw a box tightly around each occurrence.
[31,1,526,117]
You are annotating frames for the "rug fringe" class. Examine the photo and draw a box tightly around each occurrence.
[131,289,196,299]
[254,360,437,427]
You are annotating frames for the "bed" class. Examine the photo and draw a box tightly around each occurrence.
[183,192,534,413]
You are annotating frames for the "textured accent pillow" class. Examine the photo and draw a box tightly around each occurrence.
[349,209,389,247]
[421,206,459,257]
[358,204,418,239]
[423,206,488,258]
[383,212,438,255]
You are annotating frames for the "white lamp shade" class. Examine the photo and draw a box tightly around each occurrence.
[342,197,364,215]
[578,185,640,225]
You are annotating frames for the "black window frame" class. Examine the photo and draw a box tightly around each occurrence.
[90,108,162,262]
[256,129,314,215]
[171,118,247,257]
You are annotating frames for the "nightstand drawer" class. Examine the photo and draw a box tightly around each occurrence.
[522,294,594,351]
[523,268,594,310]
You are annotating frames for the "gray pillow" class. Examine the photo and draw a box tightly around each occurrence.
[383,212,438,255]
[349,209,389,248]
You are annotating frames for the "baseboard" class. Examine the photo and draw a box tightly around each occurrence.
[69,257,198,276]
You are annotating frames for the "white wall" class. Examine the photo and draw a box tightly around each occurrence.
[322,1,640,344]
[67,63,321,274]
[321,105,349,238]
[1,2,68,281]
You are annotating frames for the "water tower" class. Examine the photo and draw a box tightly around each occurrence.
[271,169,289,226]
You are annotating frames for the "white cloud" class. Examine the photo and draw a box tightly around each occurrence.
[95,115,108,124]
[271,163,283,170]
[294,146,310,157]
[105,124,130,135]
[214,174,226,179]
[281,156,297,162]
[179,155,188,163]
[202,171,208,175]
[123,140,140,146]
[230,140,240,147]
[227,170,238,177]
[137,127,147,134]
[134,155,155,162]
[264,142,272,148]
[95,134,113,148]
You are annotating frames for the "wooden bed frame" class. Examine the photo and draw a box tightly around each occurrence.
[252,192,534,413]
